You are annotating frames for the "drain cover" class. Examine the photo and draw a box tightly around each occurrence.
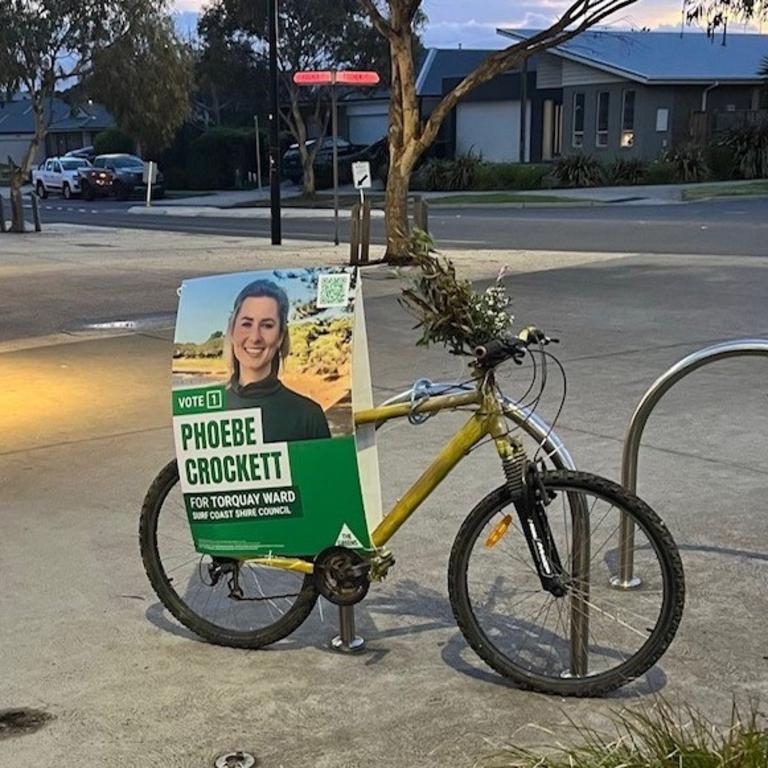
[214,752,256,768]
[0,708,54,740]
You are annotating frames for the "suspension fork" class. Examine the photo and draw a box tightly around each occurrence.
[489,404,566,598]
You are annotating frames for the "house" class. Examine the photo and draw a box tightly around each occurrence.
[0,96,114,167]
[416,48,538,162]
[337,48,543,162]
[499,29,768,161]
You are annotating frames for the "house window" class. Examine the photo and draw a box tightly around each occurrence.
[572,92,585,147]
[621,90,636,148]
[656,108,669,132]
[596,91,610,147]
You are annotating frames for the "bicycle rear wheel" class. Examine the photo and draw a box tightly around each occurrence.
[139,460,318,648]
[448,470,684,696]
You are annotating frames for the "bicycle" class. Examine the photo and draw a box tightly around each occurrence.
[140,327,685,697]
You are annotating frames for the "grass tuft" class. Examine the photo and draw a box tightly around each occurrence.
[475,699,768,768]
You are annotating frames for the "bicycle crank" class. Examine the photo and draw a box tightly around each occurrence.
[313,546,370,606]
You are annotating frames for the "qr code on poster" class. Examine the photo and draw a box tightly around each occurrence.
[316,272,351,308]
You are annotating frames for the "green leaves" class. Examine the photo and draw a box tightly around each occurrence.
[88,11,193,156]
[398,231,513,355]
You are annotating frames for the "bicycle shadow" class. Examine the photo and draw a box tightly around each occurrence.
[355,578,669,699]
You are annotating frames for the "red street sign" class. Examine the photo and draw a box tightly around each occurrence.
[293,70,380,86]
[293,71,333,85]
[335,71,380,85]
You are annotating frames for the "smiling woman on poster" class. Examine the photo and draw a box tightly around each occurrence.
[224,279,331,442]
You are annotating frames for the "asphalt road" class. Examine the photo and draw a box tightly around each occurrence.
[23,195,768,256]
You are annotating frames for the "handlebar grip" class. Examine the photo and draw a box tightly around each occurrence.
[474,338,507,362]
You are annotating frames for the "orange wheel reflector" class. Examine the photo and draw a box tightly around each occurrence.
[485,514,513,548]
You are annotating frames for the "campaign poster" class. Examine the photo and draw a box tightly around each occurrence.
[171,267,378,557]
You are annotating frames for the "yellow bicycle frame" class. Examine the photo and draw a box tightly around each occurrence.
[247,381,516,575]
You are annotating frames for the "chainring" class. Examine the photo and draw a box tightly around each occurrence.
[313,546,370,606]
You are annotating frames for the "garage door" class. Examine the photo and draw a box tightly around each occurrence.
[348,113,388,146]
[455,101,531,162]
[345,102,389,146]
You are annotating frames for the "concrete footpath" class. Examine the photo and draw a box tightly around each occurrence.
[1,226,767,767]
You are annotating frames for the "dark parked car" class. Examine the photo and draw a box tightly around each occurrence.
[92,154,165,200]
[77,164,115,200]
[281,137,362,187]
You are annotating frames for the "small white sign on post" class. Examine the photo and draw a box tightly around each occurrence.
[352,161,372,190]
[143,161,157,207]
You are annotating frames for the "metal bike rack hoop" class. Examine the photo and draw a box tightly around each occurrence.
[616,338,768,587]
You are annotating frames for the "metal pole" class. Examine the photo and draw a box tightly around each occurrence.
[616,339,768,588]
[519,58,528,163]
[254,115,263,190]
[332,76,339,247]
[330,605,365,652]
[145,161,153,208]
[268,0,282,245]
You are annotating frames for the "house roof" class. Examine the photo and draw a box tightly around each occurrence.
[416,48,517,96]
[498,29,768,84]
[0,97,114,135]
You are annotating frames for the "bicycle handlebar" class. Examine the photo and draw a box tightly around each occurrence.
[474,326,559,369]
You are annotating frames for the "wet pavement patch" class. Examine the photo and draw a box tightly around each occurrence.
[66,312,177,333]
[0,708,54,739]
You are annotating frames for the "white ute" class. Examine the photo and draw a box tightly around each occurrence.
[31,156,91,199]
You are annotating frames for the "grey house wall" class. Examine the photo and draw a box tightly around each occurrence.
[561,81,760,161]
[561,83,674,160]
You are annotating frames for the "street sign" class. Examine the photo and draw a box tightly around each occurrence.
[352,161,372,190]
[293,71,380,87]
[335,71,380,86]
[142,161,158,184]
[293,71,333,85]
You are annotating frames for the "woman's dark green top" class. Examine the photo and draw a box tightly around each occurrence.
[226,375,331,442]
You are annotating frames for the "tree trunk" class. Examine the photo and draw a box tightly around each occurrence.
[9,94,47,233]
[382,5,423,263]
[384,159,412,262]
[9,170,25,233]
[300,153,316,196]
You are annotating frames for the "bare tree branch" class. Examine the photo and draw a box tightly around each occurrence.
[356,0,395,41]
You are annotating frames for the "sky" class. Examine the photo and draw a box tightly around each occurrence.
[172,0,761,49]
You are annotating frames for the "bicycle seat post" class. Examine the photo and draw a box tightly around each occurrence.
[330,605,365,653]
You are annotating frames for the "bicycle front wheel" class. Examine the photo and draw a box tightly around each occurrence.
[140,460,318,648]
[448,470,685,696]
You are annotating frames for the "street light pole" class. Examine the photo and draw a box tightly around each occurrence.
[331,73,339,246]
[268,0,281,245]
[254,114,263,190]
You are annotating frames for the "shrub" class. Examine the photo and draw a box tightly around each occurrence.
[721,123,768,180]
[93,127,134,156]
[664,142,710,182]
[704,142,738,180]
[471,162,550,190]
[554,154,604,187]
[604,157,648,185]
[645,160,678,185]
[188,127,256,189]
[411,150,482,191]
[477,698,767,768]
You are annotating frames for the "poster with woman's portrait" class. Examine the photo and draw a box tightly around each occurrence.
[171,267,379,557]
